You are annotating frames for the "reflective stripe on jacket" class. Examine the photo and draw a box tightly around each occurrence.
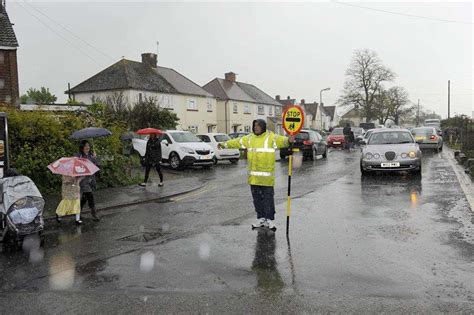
[224,131,289,186]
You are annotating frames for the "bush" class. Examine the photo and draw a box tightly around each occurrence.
[0,106,140,194]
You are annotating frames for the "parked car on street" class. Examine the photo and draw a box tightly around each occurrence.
[132,131,215,170]
[280,129,327,160]
[327,127,345,148]
[228,132,249,139]
[196,133,240,164]
[411,127,443,152]
[357,129,376,146]
[360,129,422,176]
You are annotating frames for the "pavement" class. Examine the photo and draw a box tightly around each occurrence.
[444,145,474,212]
[1,148,474,313]
[43,171,204,220]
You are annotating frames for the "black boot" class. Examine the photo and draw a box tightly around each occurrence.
[91,208,100,222]
[56,214,62,224]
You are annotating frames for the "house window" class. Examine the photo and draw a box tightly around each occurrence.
[244,125,251,133]
[233,102,238,113]
[0,79,4,89]
[207,100,213,112]
[188,99,197,111]
[244,104,250,114]
[275,107,282,117]
[207,125,213,133]
[188,125,198,133]
[162,95,172,108]
[269,106,273,116]
[258,105,265,115]
[0,52,4,64]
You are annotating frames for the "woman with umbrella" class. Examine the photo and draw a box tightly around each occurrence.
[138,128,164,188]
[76,140,101,221]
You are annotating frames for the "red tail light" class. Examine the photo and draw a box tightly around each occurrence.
[303,140,313,145]
[430,135,437,140]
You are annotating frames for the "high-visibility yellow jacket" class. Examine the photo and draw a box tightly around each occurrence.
[224,131,289,186]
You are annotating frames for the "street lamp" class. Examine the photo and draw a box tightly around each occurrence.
[320,87,330,107]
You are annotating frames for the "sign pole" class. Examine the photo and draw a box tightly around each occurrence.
[282,106,304,236]
[286,145,292,235]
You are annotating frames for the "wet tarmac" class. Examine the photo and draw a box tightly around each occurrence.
[1,148,473,313]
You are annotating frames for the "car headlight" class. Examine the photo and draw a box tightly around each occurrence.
[373,153,380,159]
[408,151,417,158]
[365,153,373,160]
[401,153,408,159]
[181,147,195,154]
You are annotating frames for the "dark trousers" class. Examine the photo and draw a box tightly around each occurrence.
[81,192,95,210]
[251,185,275,220]
[144,163,163,183]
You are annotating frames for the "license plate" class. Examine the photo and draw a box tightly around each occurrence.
[333,142,341,144]
[381,162,400,168]
[415,136,425,141]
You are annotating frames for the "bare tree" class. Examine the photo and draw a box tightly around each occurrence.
[374,86,410,125]
[338,49,395,122]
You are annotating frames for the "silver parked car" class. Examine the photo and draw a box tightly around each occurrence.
[411,127,443,153]
[360,129,422,176]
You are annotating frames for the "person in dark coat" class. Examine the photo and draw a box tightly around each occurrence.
[76,140,100,222]
[140,133,164,187]
[343,123,352,150]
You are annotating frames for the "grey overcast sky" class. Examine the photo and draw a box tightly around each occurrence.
[7,0,473,117]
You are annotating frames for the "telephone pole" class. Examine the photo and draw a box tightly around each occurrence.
[448,80,451,119]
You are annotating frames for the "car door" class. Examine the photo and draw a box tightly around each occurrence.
[161,133,172,161]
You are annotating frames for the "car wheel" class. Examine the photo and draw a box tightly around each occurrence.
[322,148,327,159]
[230,159,239,164]
[212,156,218,165]
[169,152,181,170]
[411,166,422,177]
[309,149,315,161]
[360,163,370,176]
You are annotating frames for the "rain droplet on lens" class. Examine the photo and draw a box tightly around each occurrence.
[140,251,155,273]
[199,243,210,260]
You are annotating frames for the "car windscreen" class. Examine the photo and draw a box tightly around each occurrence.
[295,132,309,140]
[368,132,414,145]
[412,128,434,136]
[331,129,343,135]
[171,132,201,143]
[214,135,230,142]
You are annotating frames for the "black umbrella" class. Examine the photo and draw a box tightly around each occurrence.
[70,127,112,140]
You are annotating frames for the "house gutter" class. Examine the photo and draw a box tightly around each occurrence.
[225,100,229,133]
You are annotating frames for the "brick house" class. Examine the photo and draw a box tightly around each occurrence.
[0,0,19,106]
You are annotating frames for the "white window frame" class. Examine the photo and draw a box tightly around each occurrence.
[244,125,251,132]
[269,106,273,116]
[233,102,238,114]
[207,125,213,133]
[258,105,265,115]
[244,104,250,114]
[162,95,172,108]
[188,99,197,111]
[207,99,213,112]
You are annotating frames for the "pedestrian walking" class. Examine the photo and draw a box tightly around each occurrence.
[139,132,164,187]
[219,119,294,231]
[343,123,351,150]
[76,140,100,222]
[348,129,355,150]
[55,175,83,225]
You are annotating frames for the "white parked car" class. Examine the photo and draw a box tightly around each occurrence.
[196,133,240,164]
[132,130,215,170]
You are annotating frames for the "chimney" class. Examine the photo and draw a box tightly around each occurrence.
[141,53,157,68]
[225,72,236,82]
[275,95,280,101]
[300,99,305,105]
[287,96,291,100]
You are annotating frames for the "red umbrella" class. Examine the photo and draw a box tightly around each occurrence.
[136,128,163,135]
[48,157,100,177]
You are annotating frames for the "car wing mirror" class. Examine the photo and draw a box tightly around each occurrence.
[359,140,367,145]
[161,140,169,145]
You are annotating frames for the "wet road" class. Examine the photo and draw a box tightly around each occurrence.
[1,148,473,313]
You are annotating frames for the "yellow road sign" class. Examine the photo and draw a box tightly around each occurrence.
[283,106,305,135]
